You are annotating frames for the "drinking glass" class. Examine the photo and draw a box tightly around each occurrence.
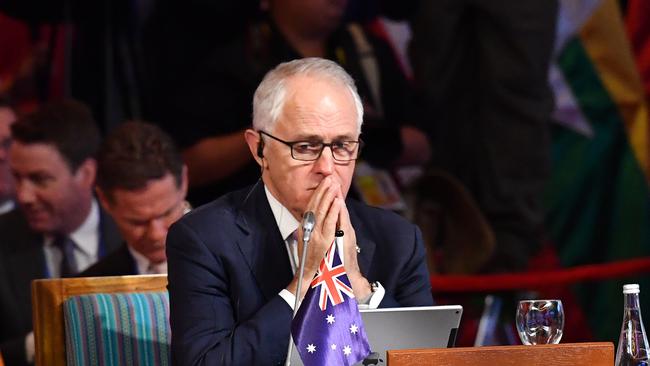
[516,299,564,345]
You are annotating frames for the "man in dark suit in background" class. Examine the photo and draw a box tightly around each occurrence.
[166,58,433,365]
[81,121,189,277]
[0,100,122,366]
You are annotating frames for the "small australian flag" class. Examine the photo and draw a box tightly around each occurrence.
[291,241,371,366]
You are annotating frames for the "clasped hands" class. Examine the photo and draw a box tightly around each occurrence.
[286,176,372,302]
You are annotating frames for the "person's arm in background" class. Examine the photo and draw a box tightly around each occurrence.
[359,28,431,168]
[182,131,253,187]
[150,26,258,190]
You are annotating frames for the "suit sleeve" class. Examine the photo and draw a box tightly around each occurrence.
[167,220,293,366]
[379,225,434,308]
[0,335,29,366]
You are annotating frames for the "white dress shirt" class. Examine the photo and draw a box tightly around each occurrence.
[43,199,101,277]
[264,186,384,310]
[128,246,168,275]
[0,199,14,215]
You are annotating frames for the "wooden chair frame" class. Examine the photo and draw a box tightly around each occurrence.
[31,275,167,366]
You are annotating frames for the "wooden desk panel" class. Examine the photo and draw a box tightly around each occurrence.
[387,342,614,366]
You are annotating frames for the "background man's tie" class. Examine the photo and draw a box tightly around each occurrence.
[53,235,78,277]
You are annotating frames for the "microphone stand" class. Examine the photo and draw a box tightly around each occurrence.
[285,211,315,366]
[285,234,311,366]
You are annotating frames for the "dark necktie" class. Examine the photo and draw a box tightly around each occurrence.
[53,235,78,277]
[287,230,299,274]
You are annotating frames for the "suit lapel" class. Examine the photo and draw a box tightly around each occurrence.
[347,200,376,277]
[99,206,123,256]
[235,183,293,301]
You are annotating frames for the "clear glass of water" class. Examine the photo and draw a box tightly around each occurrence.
[516,300,564,345]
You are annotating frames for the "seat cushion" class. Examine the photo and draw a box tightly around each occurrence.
[63,291,170,366]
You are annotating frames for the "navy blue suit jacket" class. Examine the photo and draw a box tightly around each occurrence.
[0,208,122,366]
[166,182,433,365]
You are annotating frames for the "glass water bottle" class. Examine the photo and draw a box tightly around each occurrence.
[615,284,650,366]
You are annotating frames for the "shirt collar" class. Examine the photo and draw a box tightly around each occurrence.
[69,198,100,257]
[264,185,300,241]
[127,245,167,275]
[0,200,14,215]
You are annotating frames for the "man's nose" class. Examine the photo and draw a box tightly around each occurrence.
[146,219,168,242]
[15,180,36,204]
[313,146,334,175]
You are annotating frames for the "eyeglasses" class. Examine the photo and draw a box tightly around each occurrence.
[259,131,363,162]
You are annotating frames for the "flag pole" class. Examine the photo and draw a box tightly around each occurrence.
[286,211,315,366]
[285,234,311,366]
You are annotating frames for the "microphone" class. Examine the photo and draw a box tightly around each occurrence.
[301,211,316,242]
[286,211,316,365]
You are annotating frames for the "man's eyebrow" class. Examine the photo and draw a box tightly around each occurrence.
[292,134,357,141]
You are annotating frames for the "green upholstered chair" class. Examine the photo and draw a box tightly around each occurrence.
[31,275,168,366]
[63,292,170,366]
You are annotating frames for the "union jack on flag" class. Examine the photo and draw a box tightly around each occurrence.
[310,242,355,311]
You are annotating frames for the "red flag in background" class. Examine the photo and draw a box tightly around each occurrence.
[626,0,650,98]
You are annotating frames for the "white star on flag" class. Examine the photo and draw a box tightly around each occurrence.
[326,314,335,324]
[350,324,359,335]
[331,344,337,350]
[343,345,352,356]
[307,344,316,354]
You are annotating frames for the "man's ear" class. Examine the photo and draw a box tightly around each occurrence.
[244,129,264,168]
[180,164,189,197]
[74,158,97,189]
[95,186,113,213]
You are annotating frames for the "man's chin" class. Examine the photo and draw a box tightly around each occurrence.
[26,220,55,234]
[149,255,167,265]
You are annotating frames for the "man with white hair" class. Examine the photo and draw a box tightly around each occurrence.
[167,58,433,365]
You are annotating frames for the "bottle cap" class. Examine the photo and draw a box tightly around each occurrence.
[623,284,640,294]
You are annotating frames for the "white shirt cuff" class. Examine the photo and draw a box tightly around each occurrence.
[357,281,385,310]
[25,331,35,364]
[280,289,297,310]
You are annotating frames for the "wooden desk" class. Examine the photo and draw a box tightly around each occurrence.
[387,342,614,366]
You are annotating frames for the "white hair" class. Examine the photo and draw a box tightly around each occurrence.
[252,58,364,134]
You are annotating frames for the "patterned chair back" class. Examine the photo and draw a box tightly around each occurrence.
[31,275,168,366]
[63,292,170,366]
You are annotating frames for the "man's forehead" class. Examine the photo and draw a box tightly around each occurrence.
[277,78,358,136]
[10,142,70,168]
[110,174,182,206]
[110,185,184,222]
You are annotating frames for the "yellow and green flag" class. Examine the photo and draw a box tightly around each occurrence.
[546,0,650,341]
